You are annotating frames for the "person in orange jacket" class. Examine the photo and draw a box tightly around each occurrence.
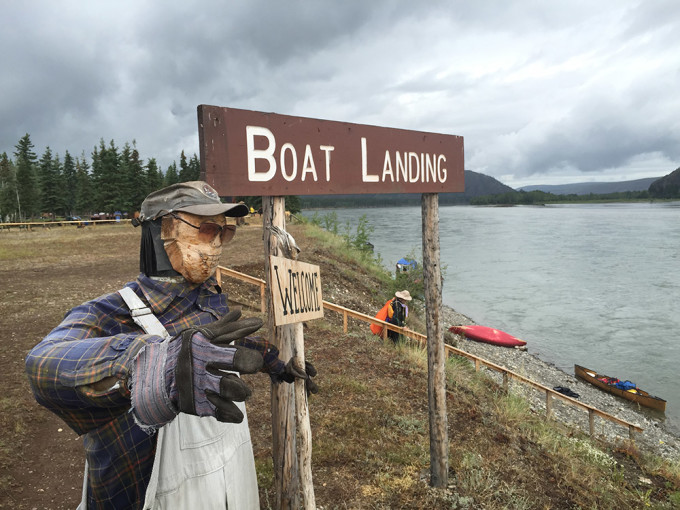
[370,290,412,343]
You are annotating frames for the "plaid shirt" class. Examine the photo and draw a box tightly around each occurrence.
[25,274,264,509]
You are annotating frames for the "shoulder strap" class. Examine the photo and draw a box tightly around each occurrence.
[118,287,171,340]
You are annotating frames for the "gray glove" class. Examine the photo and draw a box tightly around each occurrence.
[130,314,264,428]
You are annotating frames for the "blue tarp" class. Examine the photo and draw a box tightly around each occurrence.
[614,380,636,391]
[396,258,417,268]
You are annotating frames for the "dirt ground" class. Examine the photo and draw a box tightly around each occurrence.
[0,219,382,509]
[1,219,677,509]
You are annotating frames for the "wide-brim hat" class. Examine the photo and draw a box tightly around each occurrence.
[139,181,249,221]
[395,290,412,301]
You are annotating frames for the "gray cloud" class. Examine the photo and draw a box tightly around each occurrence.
[2,0,679,188]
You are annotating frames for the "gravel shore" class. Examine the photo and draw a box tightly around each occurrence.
[440,305,680,462]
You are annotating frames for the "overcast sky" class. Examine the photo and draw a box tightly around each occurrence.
[2,1,679,188]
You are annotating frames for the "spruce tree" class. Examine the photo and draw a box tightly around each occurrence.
[188,153,201,180]
[75,153,93,215]
[118,142,134,213]
[0,152,19,221]
[14,134,40,219]
[90,142,102,211]
[165,162,179,185]
[39,147,65,217]
[145,158,164,196]
[120,141,147,214]
[62,151,77,216]
[96,140,120,213]
[130,146,148,213]
[285,195,301,214]
[178,150,191,182]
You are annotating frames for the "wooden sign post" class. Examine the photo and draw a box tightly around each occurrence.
[262,197,298,508]
[198,105,464,498]
[421,193,448,487]
[268,251,323,508]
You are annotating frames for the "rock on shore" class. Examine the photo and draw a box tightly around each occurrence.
[440,305,680,461]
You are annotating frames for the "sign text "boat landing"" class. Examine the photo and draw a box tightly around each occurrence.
[246,126,448,185]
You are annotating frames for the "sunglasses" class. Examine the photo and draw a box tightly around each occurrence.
[169,213,236,243]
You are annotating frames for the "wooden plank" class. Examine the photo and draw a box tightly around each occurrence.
[421,193,448,488]
[218,265,266,286]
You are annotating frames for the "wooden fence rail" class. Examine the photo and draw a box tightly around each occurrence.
[216,265,643,440]
[1,219,132,230]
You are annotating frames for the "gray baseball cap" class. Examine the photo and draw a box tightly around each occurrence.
[138,181,248,221]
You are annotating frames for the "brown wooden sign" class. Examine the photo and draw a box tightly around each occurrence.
[269,255,324,326]
[198,105,464,196]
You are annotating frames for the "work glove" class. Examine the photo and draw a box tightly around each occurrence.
[275,359,319,395]
[193,309,264,346]
[130,316,264,429]
[198,310,319,395]
[232,336,319,396]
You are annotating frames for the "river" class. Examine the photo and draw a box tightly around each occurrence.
[303,202,680,434]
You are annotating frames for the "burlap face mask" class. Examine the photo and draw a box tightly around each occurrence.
[161,212,227,284]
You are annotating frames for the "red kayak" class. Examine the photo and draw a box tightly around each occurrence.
[449,325,527,348]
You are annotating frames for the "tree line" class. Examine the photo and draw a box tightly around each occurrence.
[0,134,201,222]
[0,133,306,222]
[469,168,679,205]
[469,189,657,205]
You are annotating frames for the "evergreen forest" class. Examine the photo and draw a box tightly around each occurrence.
[0,134,302,222]
[0,134,201,222]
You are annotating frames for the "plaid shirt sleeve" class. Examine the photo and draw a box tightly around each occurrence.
[25,291,165,435]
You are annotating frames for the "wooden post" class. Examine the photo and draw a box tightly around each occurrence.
[293,322,316,509]
[421,193,448,488]
[545,392,553,419]
[263,197,300,509]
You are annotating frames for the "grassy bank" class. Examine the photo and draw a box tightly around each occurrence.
[246,218,680,508]
[1,220,679,508]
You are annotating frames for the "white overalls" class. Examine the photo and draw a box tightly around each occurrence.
[78,287,259,509]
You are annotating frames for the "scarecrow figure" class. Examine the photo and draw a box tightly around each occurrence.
[26,181,316,509]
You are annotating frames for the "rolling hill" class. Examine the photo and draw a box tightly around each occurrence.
[649,167,680,198]
[299,170,514,207]
[519,177,661,195]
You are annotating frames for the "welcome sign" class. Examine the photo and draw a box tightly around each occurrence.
[269,255,324,326]
[197,105,464,197]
